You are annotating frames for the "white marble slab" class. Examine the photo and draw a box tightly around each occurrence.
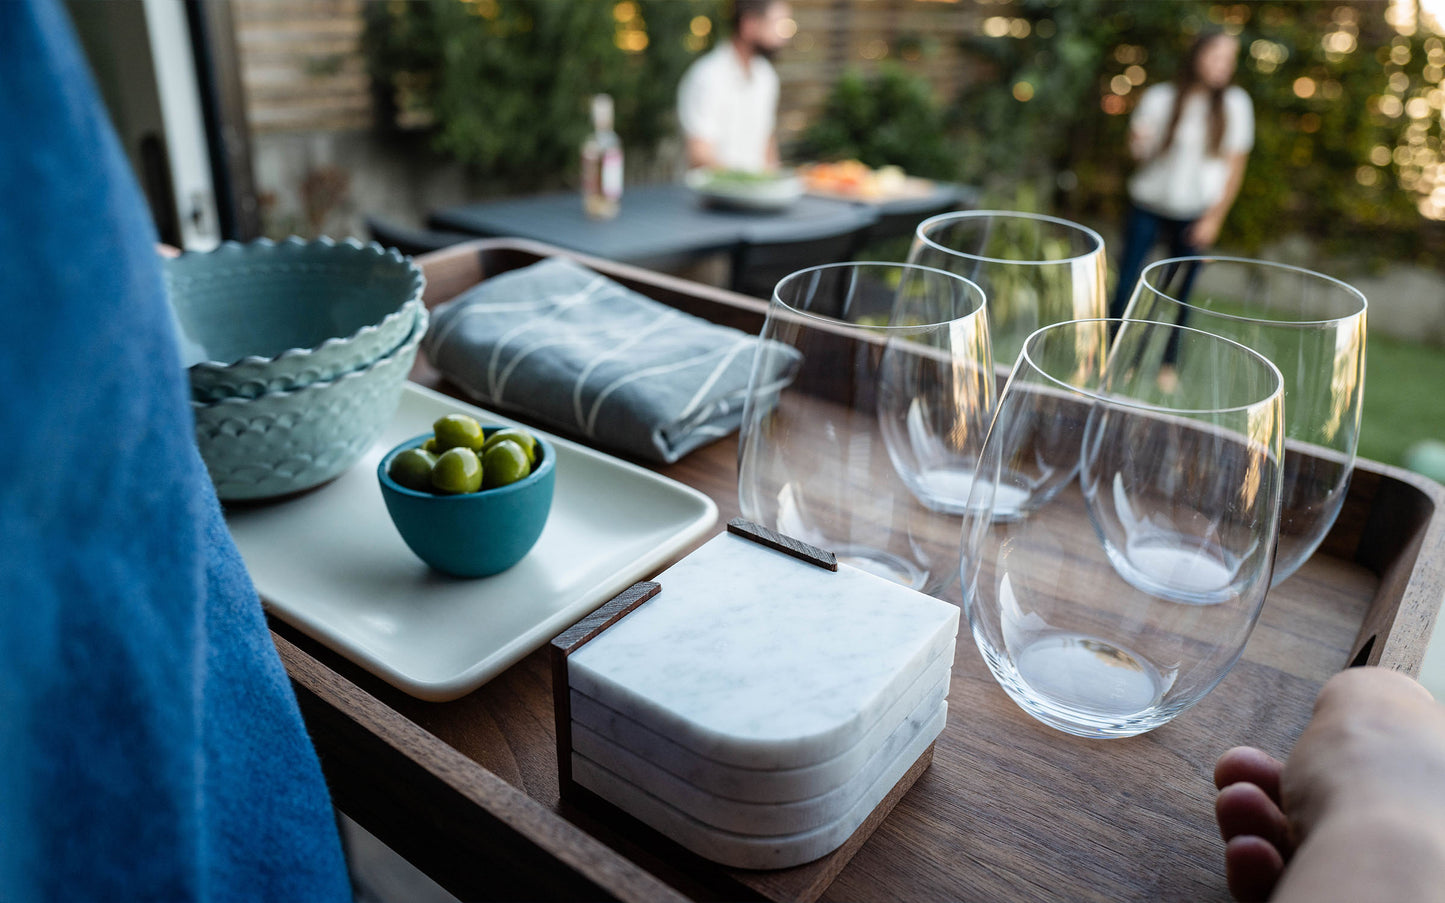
[574,688,946,835]
[572,648,952,803]
[568,531,960,769]
[573,704,946,870]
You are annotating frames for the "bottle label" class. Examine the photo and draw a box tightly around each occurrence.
[602,148,623,200]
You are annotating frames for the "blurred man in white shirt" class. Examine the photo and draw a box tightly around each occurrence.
[677,0,794,172]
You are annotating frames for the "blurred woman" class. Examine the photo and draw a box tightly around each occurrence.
[1108,31,1254,323]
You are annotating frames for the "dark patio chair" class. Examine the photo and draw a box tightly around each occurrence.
[729,207,876,299]
[365,215,474,258]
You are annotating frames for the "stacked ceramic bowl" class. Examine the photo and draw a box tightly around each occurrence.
[165,237,427,501]
[564,530,959,869]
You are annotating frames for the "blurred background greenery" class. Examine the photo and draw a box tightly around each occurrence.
[363,0,1445,265]
[354,0,1443,468]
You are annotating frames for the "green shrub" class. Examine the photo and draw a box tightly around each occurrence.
[362,0,719,189]
[796,64,958,180]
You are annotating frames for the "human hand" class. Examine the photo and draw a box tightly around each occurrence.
[1215,668,1445,902]
[1185,212,1223,248]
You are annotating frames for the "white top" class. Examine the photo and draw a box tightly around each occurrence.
[676,43,779,172]
[1127,83,1254,219]
[567,531,960,769]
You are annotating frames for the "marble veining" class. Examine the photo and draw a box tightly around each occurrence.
[571,651,953,802]
[573,691,946,835]
[572,706,947,870]
[568,532,960,768]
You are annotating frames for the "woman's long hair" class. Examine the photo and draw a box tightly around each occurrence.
[1158,31,1232,158]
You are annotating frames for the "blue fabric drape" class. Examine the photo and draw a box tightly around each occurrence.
[0,1,351,899]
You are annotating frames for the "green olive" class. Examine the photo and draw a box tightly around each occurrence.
[421,436,438,454]
[482,428,538,467]
[482,439,530,489]
[431,447,483,494]
[433,413,485,452]
[388,447,437,492]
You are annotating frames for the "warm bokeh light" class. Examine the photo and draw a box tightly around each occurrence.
[1250,39,1287,73]
[1125,65,1146,85]
[615,28,647,53]
[982,17,1009,38]
[778,17,798,39]
[1012,81,1034,102]
[1387,0,1417,36]
[613,1,636,24]
[1110,75,1132,95]
[1357,166,1380,186]
[1101,94,1126,115]
[689,16,710,37]
[1293,76,1317,98]
[1114,44,1145,64]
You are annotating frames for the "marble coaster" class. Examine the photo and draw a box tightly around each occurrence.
[568,531,960,770]
[573,704,946,870]
[573,690,946,835]
[572,653,952,804]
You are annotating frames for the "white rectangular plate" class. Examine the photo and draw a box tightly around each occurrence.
[227,382,718,701]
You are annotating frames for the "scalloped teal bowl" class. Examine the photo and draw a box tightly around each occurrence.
[378,429,556,578]
[192,305,426,501]
[164,237,426,402]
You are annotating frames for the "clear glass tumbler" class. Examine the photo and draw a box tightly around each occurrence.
[1123,256,1367,584]
[739,262,990,596]
[907,210,1108,517]
[961,318,1285,737]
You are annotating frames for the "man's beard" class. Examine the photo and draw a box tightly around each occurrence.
[753,44,780,63]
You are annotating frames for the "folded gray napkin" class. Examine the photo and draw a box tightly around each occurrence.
[423,258,799,463]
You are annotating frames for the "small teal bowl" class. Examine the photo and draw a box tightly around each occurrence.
[377,429,556,577]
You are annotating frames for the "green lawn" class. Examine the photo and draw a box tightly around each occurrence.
[1359,332,1445,468]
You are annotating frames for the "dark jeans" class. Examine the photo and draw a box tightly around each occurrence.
[1109,203,1205,363]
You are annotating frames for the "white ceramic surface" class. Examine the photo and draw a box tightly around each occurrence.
[572,690,946,835]
[569,531,960,768]
[227,382,718,701]
[684,168,804,212]
[573,706,946,870]
[571,649,953,803]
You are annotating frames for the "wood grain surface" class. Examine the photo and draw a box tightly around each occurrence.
[265,239,1445,903]
[551,582,661,794]
[726,517,839,571]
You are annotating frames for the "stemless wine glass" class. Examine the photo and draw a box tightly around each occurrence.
[907,210,1108,516]
[1123,256,1367,584]
[961,318,1285,738]
[738,262,990,597]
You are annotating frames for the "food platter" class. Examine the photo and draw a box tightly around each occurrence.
[685,167,805,213]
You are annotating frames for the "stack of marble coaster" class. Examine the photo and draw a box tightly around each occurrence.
[556,523,959,870]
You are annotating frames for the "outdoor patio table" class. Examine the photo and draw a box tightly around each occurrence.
[427,182,878,267]
[256,239,1445,903]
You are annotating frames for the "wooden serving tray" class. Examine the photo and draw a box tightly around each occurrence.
[269,238,1445,902]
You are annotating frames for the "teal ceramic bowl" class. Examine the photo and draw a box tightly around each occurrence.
[192,305,426,501]
[377,429,557,577]
[164,236,425,401]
